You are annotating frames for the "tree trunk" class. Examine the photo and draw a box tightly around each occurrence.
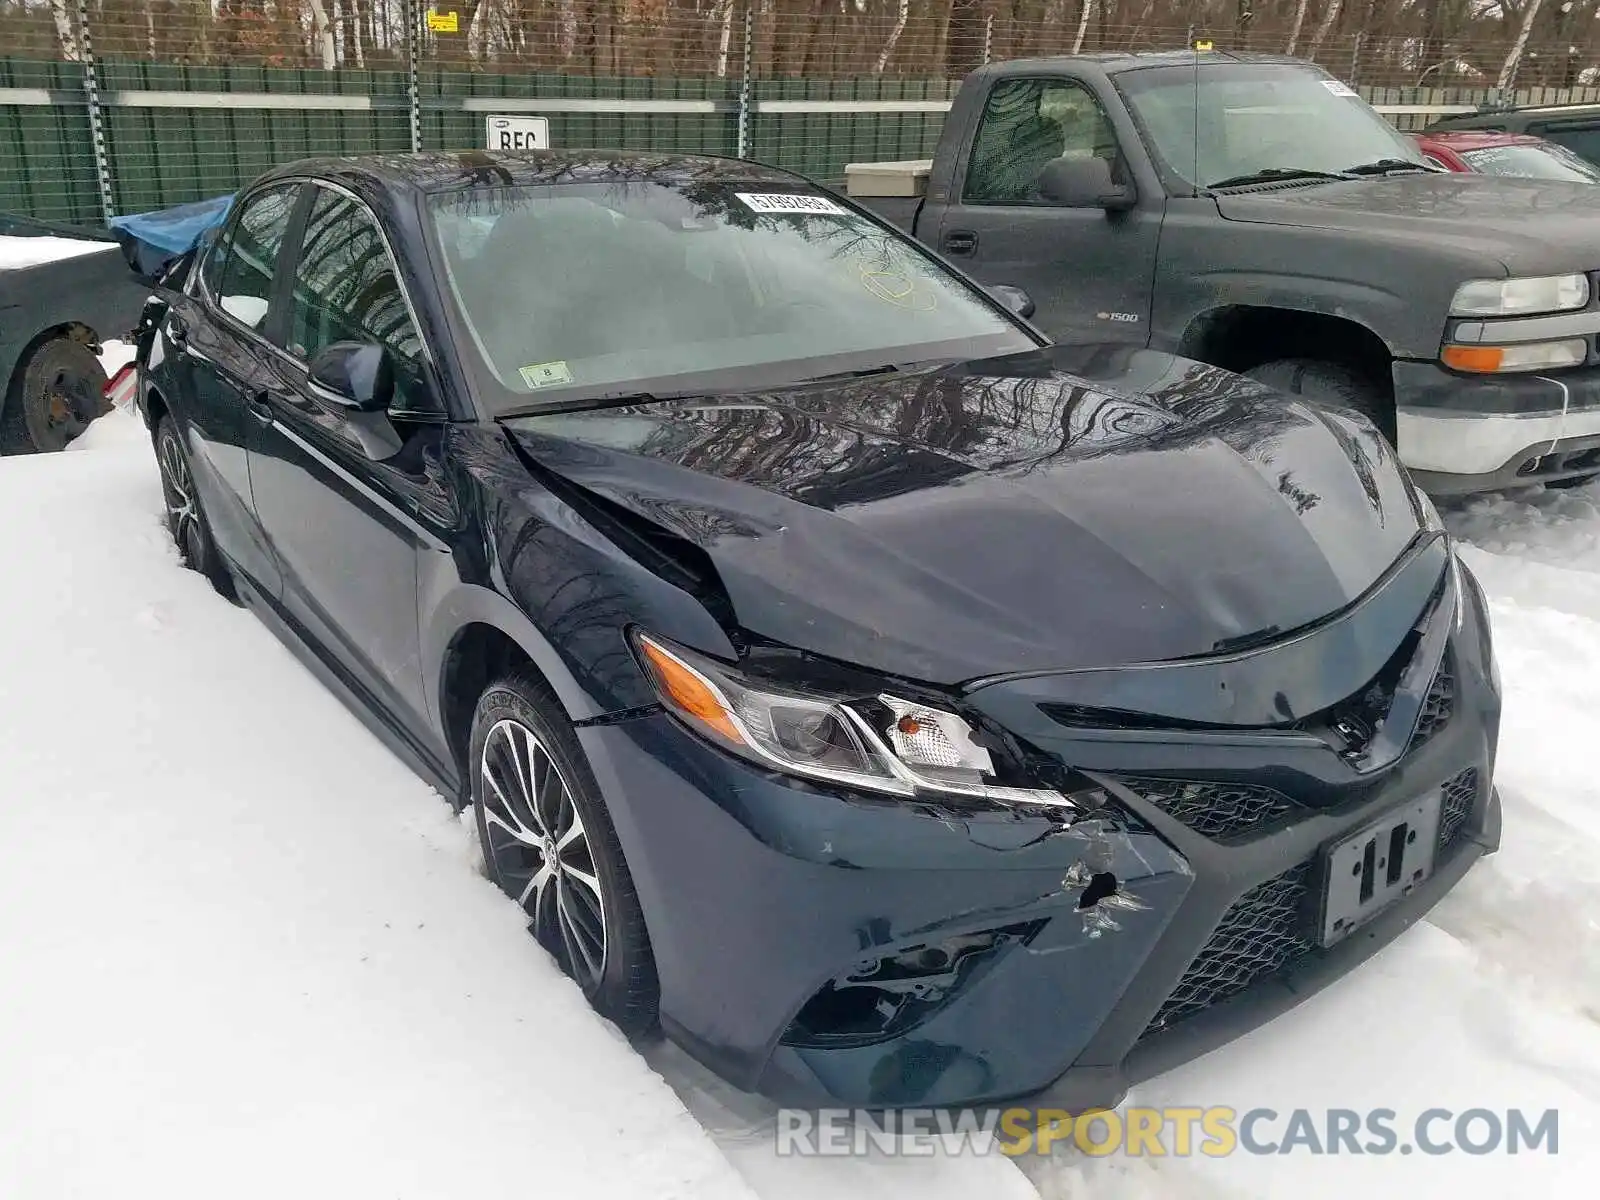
[49,0,81,62]
[1499,0,1548,91]
[1071,0,1095,54]
[1306,0,1344,57]
[306,0,338,68]
[876,0,909,73]
[342,0,365,66]
[1284,0,1311,54]
[945,0,984,77]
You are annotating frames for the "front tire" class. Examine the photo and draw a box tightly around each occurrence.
[470,670,658,1036]
[154,415,236,601]
[1245,357,1396,443]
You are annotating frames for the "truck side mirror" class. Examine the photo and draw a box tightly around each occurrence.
[989,285,1035,319]
[1038,156,1136,211]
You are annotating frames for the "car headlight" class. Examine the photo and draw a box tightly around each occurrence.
[1450,273,1589,316]
[1441,339,1588,373]
[632,631,1071,808]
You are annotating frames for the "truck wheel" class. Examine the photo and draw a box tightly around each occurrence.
[1,336,109,455]
[1244,358,1396,443]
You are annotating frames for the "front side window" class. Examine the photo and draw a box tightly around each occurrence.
[1116,63,1424,189]
[210,185,298,332]
[1461,141,1600,182]
[288,188,430,409]
[965,79,1121,204]
[428,181,1033,411]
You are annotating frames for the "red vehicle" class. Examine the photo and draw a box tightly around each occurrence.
[1413,130,1600,182]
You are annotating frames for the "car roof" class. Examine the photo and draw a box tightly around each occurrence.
[1430,104,1600,130]
[982,50,1326,79]
[1416,130,1545,150]
[251,150,807,200]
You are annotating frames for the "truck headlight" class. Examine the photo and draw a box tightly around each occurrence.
[1450,273,1589,316]
[1441,339,1588,373]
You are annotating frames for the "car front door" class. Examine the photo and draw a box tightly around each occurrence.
[245,182,448,741]
[165,182,303,595]
[924,76,1162,343]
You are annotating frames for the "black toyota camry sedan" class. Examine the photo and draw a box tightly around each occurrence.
[131,150,1501,1112]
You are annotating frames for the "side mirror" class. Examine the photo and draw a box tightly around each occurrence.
[989,285,1035,319]
[1037,156,1137,211]
[307,341,394,414]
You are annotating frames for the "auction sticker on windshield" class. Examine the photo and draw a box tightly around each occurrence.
[1321,79,1358,97]
[519,361,573,389]
[735,192,848,216]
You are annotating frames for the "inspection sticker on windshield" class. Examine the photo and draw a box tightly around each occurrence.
[735,192,847,216]
[519,360,573,389]
[1322,79,1358,97]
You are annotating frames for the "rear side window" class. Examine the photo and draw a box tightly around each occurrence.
[208,185,298,332]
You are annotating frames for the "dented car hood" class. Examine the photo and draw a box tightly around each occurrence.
[505,344,1425,686]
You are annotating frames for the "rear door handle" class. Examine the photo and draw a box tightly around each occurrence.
[943,229,978,255]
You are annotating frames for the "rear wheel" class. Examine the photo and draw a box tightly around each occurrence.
[1,336,108,454]
[1245,357,1396,443]
[470,670,659,1036]
[154,415,236,601]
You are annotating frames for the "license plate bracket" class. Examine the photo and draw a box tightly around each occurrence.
[1319,789,1442,948]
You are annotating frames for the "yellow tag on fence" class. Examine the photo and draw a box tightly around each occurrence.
[426,9,460,33]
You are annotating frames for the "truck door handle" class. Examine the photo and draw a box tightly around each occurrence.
[943,229,978,255]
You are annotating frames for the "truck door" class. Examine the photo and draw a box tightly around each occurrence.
[923,76,1162,345]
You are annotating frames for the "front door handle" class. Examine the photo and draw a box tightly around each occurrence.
[246,392,274,424]
[943,229,978,255]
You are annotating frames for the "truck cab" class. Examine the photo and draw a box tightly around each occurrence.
[849,52,1600,494]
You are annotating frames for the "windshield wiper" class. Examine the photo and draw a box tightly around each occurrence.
[1206,167,1350,190]
[496,386,734,420]
[1341,158,1436,176]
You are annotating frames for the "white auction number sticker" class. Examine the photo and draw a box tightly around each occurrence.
[1322,79,1358,98]
[734,192,847,216]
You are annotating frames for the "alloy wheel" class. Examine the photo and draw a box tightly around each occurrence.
[157,428,205,567]
[479,718,608,990]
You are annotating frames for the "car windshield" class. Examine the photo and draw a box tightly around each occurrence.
[1114,62,1425,189]
[425,181,1034,409]
[1461,141,1600,183]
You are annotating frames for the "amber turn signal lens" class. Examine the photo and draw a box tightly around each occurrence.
[1441,344,1504,372]
[637,635,744,744]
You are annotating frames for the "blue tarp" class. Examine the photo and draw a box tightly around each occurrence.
[107,194,233,278]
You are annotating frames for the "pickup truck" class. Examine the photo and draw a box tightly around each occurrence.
[1,212,150,454]
[846,51,1600,493]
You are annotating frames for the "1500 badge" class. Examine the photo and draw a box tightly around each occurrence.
[1097,311,1140,322]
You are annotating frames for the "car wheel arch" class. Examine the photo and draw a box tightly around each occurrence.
[2,321,100,422]
[1178,304,1398,378]
[426,586,608,801]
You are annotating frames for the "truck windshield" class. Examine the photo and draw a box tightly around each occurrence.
[427,181,1034,410]
[1114,62,1426,190]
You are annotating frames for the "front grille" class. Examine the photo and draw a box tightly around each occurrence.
[1413,658,1456,747]
[1141,863,1316,1038]
[1438,767,1479,855]
[1117,777,1296,841]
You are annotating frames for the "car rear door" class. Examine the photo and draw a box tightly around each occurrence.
[243,181,447,742]
[920,75,1162,342]
[163,182,304,595]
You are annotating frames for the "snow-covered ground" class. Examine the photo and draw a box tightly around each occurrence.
[1,362,1595,1198]
[0,233,122,270]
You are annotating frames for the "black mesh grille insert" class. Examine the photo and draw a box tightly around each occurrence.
[1141,864,1315,1039]
[1413,659,1456,747]
[1438,767,1479,855]
[1116,777,1296,841]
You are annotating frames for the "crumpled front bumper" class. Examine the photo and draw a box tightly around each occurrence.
[578,557,1501,1112]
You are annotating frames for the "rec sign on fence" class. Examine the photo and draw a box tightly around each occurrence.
[485,115,550,152]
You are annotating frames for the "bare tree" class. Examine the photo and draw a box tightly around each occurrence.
[306,0,337,66]
[1500,0,1550,88]
[877,0,909,71]
[48,0,81,61]
[1072,0,1095,54]
[1285,0,1311,54]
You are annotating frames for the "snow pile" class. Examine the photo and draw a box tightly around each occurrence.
[0,409,757,1200]
[0,233,119,270]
